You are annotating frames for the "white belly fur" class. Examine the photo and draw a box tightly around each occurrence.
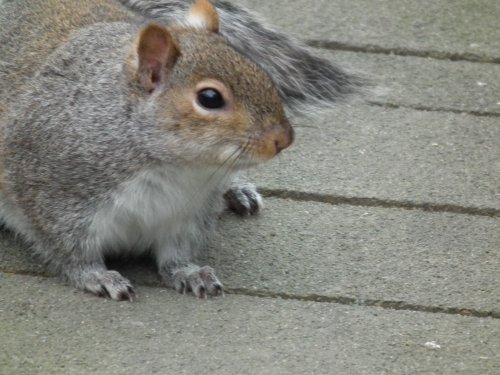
[89,166,232,265]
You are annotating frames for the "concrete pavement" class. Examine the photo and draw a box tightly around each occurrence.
[1,0,499,374]
[2,273,500,375]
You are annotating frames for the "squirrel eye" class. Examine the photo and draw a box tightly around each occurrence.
[197,88,225,110]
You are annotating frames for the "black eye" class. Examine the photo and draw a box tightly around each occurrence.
[197,88,225,110]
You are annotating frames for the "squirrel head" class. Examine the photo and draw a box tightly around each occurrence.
[127,0,293,169]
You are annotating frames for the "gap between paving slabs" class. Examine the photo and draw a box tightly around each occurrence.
[307,40,500,65]
[316,48,500,116]
[367,102,500,119]
[259,189,500,218]
[233,0,500,63]
[2,266,499,321]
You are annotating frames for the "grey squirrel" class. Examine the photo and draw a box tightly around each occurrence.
[0,0,358,300]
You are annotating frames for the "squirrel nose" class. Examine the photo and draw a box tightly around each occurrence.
[272,123,294,154]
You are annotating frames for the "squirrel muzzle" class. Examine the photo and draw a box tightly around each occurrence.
[254,120,294,161]
[269,121,294,155]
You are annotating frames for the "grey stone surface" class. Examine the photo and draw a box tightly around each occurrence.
[1,1,500,374]
[0,232,45,276]
[2,273,500,375]
[2,198,499,313]
[329,50,500,114]
[235,0,500,60]
[250,105,500,209]
[209,199,500,313]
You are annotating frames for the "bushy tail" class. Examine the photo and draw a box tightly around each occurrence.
[120,0,363,114]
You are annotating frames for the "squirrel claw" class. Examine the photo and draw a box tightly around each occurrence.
[224,183,263,216]
[83,270,135,301]
[170,265,223,298]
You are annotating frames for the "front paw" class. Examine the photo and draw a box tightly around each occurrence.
[80,269,135,301]
[224,182,263,216]
[167,265,223,298]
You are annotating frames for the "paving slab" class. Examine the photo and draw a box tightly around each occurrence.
[251,105,500,210]
[329,50,500,115]
[235,0,500,61]
[1,273,500,375]
[209,199,500,314]
[2,199,499,314]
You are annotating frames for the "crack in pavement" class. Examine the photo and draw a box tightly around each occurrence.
[368,101,500,118]
[227,288,500,320]
[2,268,498,319]
[306,39,500,64]
[259,189,500,218]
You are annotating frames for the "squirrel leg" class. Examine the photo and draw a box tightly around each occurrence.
[61,264,135,301]
[223,182,263,216]
[159,262,223,298]
[67,267,135,301]
[58,256,135,301]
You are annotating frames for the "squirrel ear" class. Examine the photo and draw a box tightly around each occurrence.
[186,0,219,33]
[137,24,179,93]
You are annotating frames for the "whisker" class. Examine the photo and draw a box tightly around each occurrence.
[203,144,244,185]
[215,141,251,187]
[177,139,250,216]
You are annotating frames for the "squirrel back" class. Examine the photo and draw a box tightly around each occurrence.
[0,0,136,114]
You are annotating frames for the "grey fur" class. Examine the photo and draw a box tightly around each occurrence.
[118,0,363,113]
[0,8,292,299]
